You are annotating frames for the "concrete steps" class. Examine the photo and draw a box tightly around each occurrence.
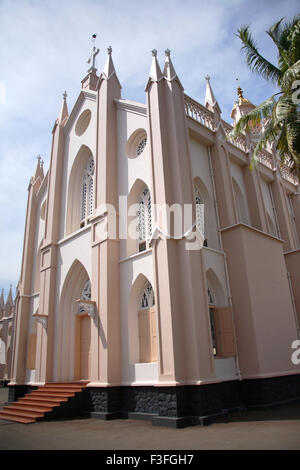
[0,382,88,424]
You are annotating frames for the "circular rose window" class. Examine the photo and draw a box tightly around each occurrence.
[75,109,91,136]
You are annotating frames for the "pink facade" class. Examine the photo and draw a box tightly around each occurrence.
[0,288,15,384]
[7,47,300,426]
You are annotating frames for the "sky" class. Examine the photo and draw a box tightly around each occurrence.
[0,0,299,301]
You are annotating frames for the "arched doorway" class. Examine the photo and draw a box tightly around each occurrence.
[57,260,92,382]
[138,281,157,363]
[75,281,92,381]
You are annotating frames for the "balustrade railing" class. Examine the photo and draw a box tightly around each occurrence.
[184,95,214,130]
[184,94,298,185]
[221,120,248,153]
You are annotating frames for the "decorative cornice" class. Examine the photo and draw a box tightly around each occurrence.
[114,98,147,116]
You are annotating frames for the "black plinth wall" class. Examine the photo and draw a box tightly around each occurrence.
[6,373,300,427]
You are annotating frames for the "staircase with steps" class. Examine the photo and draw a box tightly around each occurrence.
[0,382,89,424]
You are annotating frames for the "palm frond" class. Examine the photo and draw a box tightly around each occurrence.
[250,119,282,170]
[237,26,283,85]
[281,60,300,93]
[266,18,290,68]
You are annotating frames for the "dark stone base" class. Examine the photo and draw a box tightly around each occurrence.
[7,373,300,427]
[7,384,38,403]
[87,374,300,428]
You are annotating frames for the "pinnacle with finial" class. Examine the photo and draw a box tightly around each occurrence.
[152,49,157,57]
[63,90,67,100]
[107,46,112,55]
[37,154,44,165]
[165,49,171,57]
[205,75,210,82]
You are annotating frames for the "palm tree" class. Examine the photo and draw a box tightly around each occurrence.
[229,15,300,177]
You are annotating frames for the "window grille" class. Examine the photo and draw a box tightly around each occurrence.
[207,287,214,305]
[78,280,92,314]
[195,186,205,240]
[137,187,152,250]
[81,156,94,223]
[141,282,155,309]
[136,137,147,157]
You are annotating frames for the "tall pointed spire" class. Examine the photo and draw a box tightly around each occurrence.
[145,49,163,91]
[0,288,4,309]
[58,90,68,124]
[205,75,221,114]
[163,49,183,89]
[150,49,163,81]
[6,285,13,306]
[34,155,44,183]
[103,46,116,79]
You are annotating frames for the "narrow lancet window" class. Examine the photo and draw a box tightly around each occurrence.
[137,187,152,251]
[81,156,94,226]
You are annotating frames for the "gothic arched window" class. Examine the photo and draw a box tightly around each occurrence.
[195,186,206,244]
[137,187,152,251]
[81,281,91,301]
[81,156,94,225]
[140,282,155,309]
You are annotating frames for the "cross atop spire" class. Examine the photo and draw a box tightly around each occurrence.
[87,34,100,72]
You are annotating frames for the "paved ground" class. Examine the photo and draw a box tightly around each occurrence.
[1,387,300,450]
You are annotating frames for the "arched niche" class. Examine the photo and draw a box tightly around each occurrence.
[206,268,226,307]
[232,177,250,225]
[66,145,94,235]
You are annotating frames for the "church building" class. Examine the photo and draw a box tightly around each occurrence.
[1,43,300,426]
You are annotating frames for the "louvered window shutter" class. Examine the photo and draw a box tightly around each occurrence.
[26,333,37,369]
[138,310,151,363]
[215,307,235,357]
